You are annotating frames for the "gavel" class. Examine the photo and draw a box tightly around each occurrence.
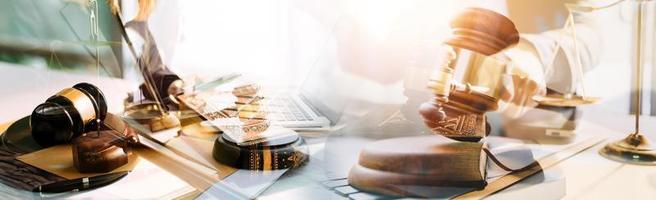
[419,8,519,142]
[30,83,108,147]
[30,83,138,173]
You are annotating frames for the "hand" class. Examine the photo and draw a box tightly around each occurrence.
[498,72,544,118]
[498,42,547,118]
[167,80,185,96]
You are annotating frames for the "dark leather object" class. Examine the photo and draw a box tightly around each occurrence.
[0,146,66,191]
[0,113,133,191]
[72,131,129,173]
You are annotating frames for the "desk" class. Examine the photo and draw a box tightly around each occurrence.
[255,107,656,198]
[0,63,201,199]
[2,62,656,199]
[550,108,656,199]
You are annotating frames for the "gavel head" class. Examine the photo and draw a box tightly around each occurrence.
[30,83,108,147]
[419,8,519,141]
[446,7,519,56]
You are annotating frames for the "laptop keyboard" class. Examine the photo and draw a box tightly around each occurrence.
[263,95,314,122]
[320,177,396,200]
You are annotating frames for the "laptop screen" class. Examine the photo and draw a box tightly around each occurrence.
[299,46,354,126]
[293,4,357,126]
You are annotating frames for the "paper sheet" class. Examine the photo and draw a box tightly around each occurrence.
[56,158,195,199]
[165,136,237,179]
[484,119,607,183]
[197,169,288,200]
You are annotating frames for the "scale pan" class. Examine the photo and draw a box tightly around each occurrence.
[533,94,599,107]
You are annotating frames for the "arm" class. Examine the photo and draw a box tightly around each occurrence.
[124,20,182,107]
[521,12,601,94]
[499,9,601,118]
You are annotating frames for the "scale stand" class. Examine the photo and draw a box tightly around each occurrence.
[600,0,656,165]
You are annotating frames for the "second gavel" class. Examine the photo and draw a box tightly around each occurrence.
[419,7,519,142]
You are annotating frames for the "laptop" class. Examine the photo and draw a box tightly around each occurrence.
[208,7,350,131]
[225,42,351,130]
[115,0,349,130]
[260,67,347,130]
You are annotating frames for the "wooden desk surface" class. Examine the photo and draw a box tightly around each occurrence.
[555,108,656,199]
[489,105,656,199]
[3,62,656,199]
[0,63,213,199]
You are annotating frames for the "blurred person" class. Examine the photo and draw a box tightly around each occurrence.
[291,0,601,131]
[110,0,185,110]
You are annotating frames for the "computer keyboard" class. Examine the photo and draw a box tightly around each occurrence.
[180,90,316,123]
[319,177,397,200]
[263,95,314,122]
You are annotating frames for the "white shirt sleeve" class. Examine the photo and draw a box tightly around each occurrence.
[520,13,602,94]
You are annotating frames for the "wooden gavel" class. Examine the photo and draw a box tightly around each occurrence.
[419,7,519,142]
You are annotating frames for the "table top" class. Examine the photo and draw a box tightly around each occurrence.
[551,108,656,200]
[2,62,656,199]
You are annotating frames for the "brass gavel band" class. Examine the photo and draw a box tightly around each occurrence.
[262,148,272,171]
[427,67,454,96]
[428,48,506,100]
[56,88,97,123]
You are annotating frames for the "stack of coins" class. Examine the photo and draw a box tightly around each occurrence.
[177,83,274,142]
[223,84,271,139]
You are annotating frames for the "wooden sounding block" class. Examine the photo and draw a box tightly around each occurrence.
[212,133,307,170]
[348,135,487,197]
[72,131,129,173]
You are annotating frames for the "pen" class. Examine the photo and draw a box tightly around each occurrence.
[194,73,242,91]
[34,172,129,193]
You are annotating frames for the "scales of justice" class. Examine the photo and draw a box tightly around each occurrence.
[348,1,656,197]
[557,0,656,165]
[598,0,656,165]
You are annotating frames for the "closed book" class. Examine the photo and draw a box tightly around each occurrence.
[349,135,487,197]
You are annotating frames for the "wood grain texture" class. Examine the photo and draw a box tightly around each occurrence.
[421,89,495,141]
[421,7,517,141]
[446,7,519,56]
[72,131,129,173]
[349,135,487,197]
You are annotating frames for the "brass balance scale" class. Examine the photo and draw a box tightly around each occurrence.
[549,0,656,165]
[531,2,601,107]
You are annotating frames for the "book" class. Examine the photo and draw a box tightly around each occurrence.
[349,135,488,197]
